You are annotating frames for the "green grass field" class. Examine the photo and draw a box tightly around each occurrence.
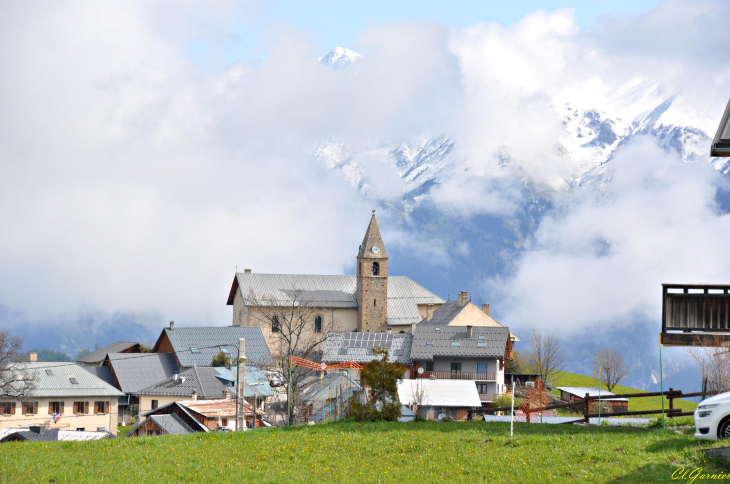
[552,371,699,414]
[1,420,729,483]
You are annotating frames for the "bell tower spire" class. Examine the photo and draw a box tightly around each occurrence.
[356,211,388,332]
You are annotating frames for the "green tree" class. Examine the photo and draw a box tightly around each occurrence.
[351,347,404,422]
[211,351,229,367]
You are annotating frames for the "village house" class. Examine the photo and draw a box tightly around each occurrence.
[558,387,629,413]
[126,398,265,437]
[397,379,483,421]
[0,426,116,442]
[0,361,124,434]
[134,365,272,415]
[76,341,141,367]
[151,324,273,369]
[101,352,178,422]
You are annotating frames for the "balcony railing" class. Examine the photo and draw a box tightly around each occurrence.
[416,371,497,381]
[479,391,512,402]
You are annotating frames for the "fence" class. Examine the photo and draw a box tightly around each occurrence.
[484,386,710,424]
[416,371,497,381]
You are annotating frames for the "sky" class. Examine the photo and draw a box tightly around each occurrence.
[1,0,730,391]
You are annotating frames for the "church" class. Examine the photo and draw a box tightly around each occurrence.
[226,214,444,346]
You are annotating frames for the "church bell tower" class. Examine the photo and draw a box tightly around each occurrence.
[356,212,388,333]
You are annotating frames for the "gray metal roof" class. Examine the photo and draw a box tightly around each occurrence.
[417,301,467,326]
[160,326,273,368]
[410,326,509,361]
[232,273,444,326]
[106,353,178,394]
[77,341,140,364]
[150,414,195,435]
[135,366,273,399]
[323,332,413,364]
[5,362,124,398]
[83,366,117,388]
[557,387,629,402]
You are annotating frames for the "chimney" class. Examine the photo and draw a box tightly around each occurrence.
[191,389,198,401]
[173,373,179,382]
[169,321,174,330]
[411,322,416,333]
[387,327,391,333]
[482,304,490,316]
[222,389,231,400]
[28,352,37,363]
[467,326,473,338]
[458,291,468,307]
[244,269,252,273]
[426,304,434,321]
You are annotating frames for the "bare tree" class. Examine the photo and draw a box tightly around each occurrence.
[591,348,630,392]
[687,335,730,395]
[0,329,33,399]
[244,288,340,425]
[524,330,565,387]
[412,378,429,420]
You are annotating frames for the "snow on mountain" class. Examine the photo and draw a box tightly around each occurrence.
[318,47,362,69]
[313,76,718,202]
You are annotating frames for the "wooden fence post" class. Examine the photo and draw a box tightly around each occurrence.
[584,393,590,423]
[668,387,674,413]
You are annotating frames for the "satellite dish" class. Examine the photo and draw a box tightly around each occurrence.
[417,367,424,375]
[320,363,327,370]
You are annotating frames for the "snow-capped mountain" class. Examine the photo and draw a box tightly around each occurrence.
[318,47,361,69]
[313,52,718,202]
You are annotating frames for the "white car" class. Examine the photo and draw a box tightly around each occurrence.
[266,371,285,387]
[694,392,730,440]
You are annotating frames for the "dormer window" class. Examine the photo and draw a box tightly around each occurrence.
[371,262,379,276]
[190,347,200,354]
[478,335,485,340]
[69,377,79,385]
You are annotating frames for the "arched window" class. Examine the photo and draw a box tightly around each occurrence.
[272,316,280,333]
[371,262,379,276]
[314,316,322,333]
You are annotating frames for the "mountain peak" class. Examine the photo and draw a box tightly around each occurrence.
[318,47,362,68]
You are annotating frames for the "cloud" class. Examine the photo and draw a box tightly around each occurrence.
[491,137,730,332]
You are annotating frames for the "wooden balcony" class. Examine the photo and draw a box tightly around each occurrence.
[416,371,497,381]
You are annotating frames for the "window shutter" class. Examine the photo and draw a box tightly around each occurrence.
[73,402,78,414]
[60,402,64,414]
[33,403,38,415]
[11,402,16,414]
[105,401,109,413]
[84,402,89,414]
[48,403,54,415]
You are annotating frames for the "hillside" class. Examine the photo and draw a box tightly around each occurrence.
[552,371,698,414]
[0,421,727,483]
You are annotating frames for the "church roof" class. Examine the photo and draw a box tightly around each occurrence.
[228,273,444,327]
[357,214,388,258]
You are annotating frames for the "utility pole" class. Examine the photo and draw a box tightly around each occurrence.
[236,338,247,432]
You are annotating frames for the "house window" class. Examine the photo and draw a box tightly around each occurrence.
[371,262,379,276]
[73,402,89,414]
[477,363,488,374]
[478,335,485,340]
[477,383,489,393]
[222,418,228,427]
[426,341,433,346]
[425,362,434,372]
[156,430,162,436]
[151,400,158,410]
[45,370,54,376]
[48,401,63,414]
[94,401,109,414]
[190,347,200,354]
[22,402,38,415]
[315,316,322,333]
[0,402,16,415]
[76,428,85,431]
[451,341,460,347]
[477,342,486,348]
[272,316,280,333]
[147,430,154,436]
[450,363,461,373]
[69,377,79,385]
